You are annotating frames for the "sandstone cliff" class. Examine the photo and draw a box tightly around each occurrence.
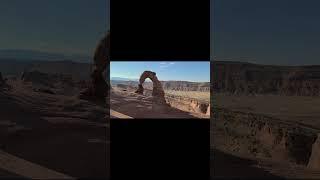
[161,81,210,91]
[213,61,320,96]
[213,108,318,166]
[111,80,210,92]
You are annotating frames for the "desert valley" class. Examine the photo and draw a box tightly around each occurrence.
[212,61,320,178]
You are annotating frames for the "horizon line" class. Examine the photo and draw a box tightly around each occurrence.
[0,48,91,57]
[213,59,320,67]
[110,77,210,83]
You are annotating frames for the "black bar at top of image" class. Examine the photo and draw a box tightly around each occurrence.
[110,0,210,60]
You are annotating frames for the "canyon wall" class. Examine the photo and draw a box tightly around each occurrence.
[166,95,210,115]
[212,108,320,168]
[161,81,210,91]
[212,61,320,96]
[111,80,210,92]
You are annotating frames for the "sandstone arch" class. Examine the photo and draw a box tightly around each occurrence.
[0,72,4,87]
[135,71,166,104]
[80,31,110,100]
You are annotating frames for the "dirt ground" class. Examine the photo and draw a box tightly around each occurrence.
[110,86,209,119]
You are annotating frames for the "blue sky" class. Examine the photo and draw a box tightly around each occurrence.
[110,61,210,82]
[212,0,320,65]
[0,0,109,56]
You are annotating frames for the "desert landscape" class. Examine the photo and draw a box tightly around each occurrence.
[0,59,109,179]
[110,69,210,119]
[212,61,320,178]
[0,0,110,178]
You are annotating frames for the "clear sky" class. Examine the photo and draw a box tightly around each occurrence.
[110,61,210,82]
[212,0,320,65]
[0,0,109,56]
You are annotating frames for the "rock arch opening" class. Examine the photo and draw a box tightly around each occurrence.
[135,71,166,104]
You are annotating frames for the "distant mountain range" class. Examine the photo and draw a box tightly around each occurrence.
[212,61,320,96]
[0,59,91,80]
[110,77,139,81]
[0,49,91,63]
[110,77,209,83]
[111,78,210,91]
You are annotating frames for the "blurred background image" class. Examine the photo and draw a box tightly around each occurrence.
[0,0,109,178]
[211,0,320,178]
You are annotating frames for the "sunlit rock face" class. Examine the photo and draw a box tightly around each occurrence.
[213,108,319,166]
[135,70,167,104]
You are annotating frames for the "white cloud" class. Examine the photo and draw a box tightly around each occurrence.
[160,65,169,68]
[159,62,175,65]
[159,62,176,71]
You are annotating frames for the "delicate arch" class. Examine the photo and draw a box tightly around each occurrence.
[93,31,110,73]
[81,31,110,99]
[135,71,166,103]
[0,72,4,85]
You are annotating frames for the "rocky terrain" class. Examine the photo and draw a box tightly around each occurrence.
[213,108,316,164]
[212,61,320,178]
[0,59,91,81]
[212,106,320,178]
[213,61,320,96]
[110,72,210,119]
[111,85,209,119]
[111,80,210,92]
[166,94,210,116]
[0,70,109,178]
[161,81,210,91]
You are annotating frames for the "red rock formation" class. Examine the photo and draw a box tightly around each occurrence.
[308,134,320,170]
[214,108,318,166]
[80,31,109,100]
[0,72,4,85]
[206,105,210,116]
[135,71,166,104]
[161,81,210,91]
[213,61,320,96]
